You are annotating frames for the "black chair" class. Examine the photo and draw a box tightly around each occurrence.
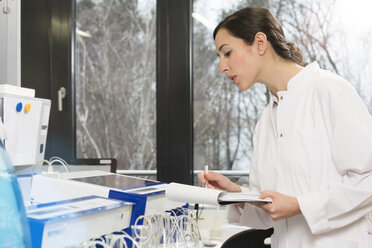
[221,228,274,248]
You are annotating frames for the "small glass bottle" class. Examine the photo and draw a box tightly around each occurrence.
[0,141,32,247]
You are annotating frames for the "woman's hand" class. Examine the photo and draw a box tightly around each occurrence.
[253,190,301,221]
[197,171,241,192]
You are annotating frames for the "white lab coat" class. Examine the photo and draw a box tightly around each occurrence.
[227,62,372,247]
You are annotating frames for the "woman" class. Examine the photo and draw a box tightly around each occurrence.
[198,7,372,247]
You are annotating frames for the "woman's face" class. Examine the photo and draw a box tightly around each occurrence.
[214,28,262,91]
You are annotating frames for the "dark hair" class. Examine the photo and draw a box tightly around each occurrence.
[213,7,305,66]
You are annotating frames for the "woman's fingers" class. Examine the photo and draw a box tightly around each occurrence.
[255,190,301,221]
[197,172,206,186]
[198,171,240,192]
[259,190,274,199]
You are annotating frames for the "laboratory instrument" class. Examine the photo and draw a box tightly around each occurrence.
[30,170,186,226]
[0,85,51,166]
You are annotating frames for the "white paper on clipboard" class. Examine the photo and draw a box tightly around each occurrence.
[165,182,271,206]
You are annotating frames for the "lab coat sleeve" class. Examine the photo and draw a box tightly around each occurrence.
[227,123,274,229]
[297,74,372,235]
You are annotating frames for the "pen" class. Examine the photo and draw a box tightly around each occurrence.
[204,164,208,188]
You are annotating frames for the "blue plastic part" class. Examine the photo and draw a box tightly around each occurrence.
[108,189,147,229]
[108,190,147,248]
[27,219,44,248]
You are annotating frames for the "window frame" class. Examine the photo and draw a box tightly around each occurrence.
[21,0,194,184]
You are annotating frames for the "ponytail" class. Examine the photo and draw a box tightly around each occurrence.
[287,42,305,66]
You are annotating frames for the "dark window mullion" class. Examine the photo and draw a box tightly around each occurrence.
[156,0,194,184]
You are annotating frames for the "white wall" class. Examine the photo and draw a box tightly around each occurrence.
[0,0,20,86]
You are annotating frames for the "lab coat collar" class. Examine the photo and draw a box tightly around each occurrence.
[269,61,319,106]
[287,61,319,91]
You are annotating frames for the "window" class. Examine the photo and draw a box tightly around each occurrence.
[193,0,267,183]
[21,0,371,184]
[193,0,372,180]
[75,0,156,171]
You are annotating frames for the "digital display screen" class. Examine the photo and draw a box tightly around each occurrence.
[71,174,157,189]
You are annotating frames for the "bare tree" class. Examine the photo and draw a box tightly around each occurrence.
[76,0,156,170]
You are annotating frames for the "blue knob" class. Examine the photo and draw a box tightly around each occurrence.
[16,102,23,112]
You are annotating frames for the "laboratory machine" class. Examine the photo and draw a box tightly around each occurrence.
[0,85,51,166]
[29,170,186,225]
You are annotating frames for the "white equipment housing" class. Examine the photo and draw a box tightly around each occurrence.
[27,195,133,248]
[0,93,51,166]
